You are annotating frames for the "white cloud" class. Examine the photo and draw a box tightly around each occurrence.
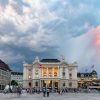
[1,0,100,73]
[0,0,58,33]
[0,27,56,52]
[0,32,17,44]
[60,26,100,73]
[0,0,59,52]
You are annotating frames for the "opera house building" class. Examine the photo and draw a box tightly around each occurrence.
[23,57,78,89]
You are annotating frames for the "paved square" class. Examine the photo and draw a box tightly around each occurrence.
[0,93,100,100]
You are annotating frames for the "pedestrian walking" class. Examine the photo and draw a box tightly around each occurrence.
[17,86,21,96]
[42,87,46,97]
[47,88,50,97]
[58,89,60,95]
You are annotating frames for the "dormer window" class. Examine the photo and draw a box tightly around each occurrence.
[69,73,72,79]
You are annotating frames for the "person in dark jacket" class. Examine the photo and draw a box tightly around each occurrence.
[42,87,46,97]
[9,87,12,93]
[17,86,21,96]
[47,88,50,97]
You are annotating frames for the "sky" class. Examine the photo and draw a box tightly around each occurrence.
[0,0,100,76]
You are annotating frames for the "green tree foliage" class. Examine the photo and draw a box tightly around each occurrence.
[11,80,18,86]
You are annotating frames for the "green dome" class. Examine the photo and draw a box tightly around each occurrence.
[91,70,97,75]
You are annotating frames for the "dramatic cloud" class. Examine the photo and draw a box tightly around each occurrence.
[59,26,100,77]
[0,0,100,75]
[0,49,24,64]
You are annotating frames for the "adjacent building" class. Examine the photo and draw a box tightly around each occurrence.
[77,70,98,88]
[11,71,23,85]
[23,57,78,89]
[0,59,11,90]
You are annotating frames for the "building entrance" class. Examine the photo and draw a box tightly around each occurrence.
[41,80,59,89]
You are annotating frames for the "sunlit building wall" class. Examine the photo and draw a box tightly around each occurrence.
[23,57,78,89]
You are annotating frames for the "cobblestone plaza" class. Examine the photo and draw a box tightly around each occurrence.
[0,93,100,100]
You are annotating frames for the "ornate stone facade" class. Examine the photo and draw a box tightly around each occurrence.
[23,57,78,89]
[0,59,11,90]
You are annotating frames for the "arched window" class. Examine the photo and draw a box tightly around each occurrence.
[62,67,66,77]
[43,72,47,77]
[29,82,31,87]
[54,72,57,77]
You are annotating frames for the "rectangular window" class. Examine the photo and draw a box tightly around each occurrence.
[35,81,38,86]
[62,67,66,77]
[69,82,72,87]
[62,72,65,77]
[69,73,72,79]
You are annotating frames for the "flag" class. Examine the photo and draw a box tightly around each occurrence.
[38,64,42,68]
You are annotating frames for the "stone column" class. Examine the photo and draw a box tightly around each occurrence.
[52,81,53,89]
[53,68,54,77]
[23,65,27,88]
[32,67,35,79]
[47,67,48,77]
[59,67,62,78]
[42,67,43,77]
[58,80,60,89]
[41,80,43,87]
[51,68,53,77]
[66,68,69,79]
[23,65,27,80]
[40,80,41,88]
[58,66,60,77]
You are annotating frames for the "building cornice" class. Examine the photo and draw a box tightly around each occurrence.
[23,64,32,67]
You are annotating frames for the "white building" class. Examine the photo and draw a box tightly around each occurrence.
[11,72,23,85]
[0,59,11,90]
[23,57,78,89]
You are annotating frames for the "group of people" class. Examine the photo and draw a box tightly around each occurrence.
[3,86,22,95]
[3,86,95,97]
[57,88,79,94]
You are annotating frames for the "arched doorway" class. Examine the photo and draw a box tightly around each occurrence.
[29,82,31,87]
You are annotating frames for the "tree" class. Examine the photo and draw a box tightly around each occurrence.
[11,80,18,86]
